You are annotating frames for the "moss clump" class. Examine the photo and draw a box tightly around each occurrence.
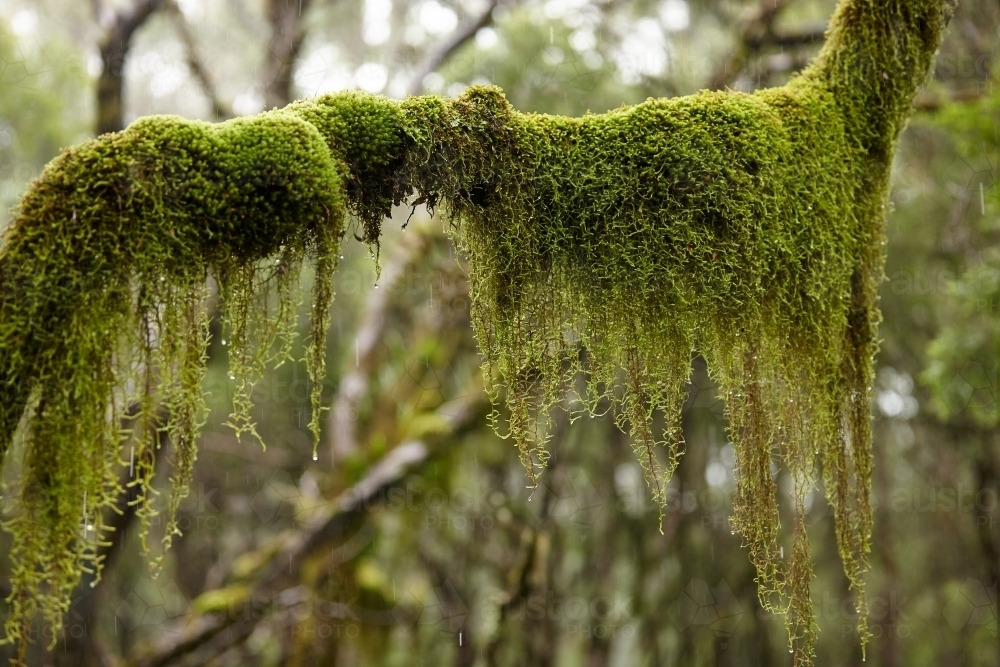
[0,110,346,647]
[424,83,865,662]
[0,0,951,662]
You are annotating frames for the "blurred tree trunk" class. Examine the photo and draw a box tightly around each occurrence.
[262,0,312,110]
[95,0,164,134]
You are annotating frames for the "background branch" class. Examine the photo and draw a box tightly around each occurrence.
[130,393,486,667]
[165,0,235,119]
[262,0,313,109]
[96,0,164,134]
[327,229,431,462]
[407,0,501,96]
[706,0,824,91]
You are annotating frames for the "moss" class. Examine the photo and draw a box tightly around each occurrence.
[0,110,346,646]
[0,0,952,662]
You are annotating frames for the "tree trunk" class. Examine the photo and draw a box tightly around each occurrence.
[95,0,164,135]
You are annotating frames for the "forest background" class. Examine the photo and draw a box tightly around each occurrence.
[0,0,998,664]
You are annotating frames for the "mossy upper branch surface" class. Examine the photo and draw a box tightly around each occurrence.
[0,0,951,663]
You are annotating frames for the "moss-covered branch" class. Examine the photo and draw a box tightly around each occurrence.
[0,0,953,663]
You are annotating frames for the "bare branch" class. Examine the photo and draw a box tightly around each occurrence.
[117,0,165,39]
[225,0,269,42]
[96,0,165,134]
[406,0,501,96]
[745,24,827,51]
[262,0,314,109]
[89,0,115,32]
[912,86,987,112]
[706,0,824,91]
[129,394,486,667]
[164,0,235,120]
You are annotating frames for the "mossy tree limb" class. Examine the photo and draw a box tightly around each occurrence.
[0,0,953,662]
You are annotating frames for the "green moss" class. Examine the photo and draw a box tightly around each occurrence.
[0,110,346,646]
[0,0,952,662]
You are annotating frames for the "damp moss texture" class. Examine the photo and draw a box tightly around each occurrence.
[0,0,952,662]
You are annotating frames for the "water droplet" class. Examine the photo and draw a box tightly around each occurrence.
[221,339,227,346]
[312,454,318,461]
[229,373,235,380]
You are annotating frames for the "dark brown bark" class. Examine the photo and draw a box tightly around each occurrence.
[95,0,164,135]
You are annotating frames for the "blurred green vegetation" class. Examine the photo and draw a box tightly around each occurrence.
[0,20,90,226]
[0,0,998,665]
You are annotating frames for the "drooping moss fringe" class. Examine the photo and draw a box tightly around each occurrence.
[0,0,951,662]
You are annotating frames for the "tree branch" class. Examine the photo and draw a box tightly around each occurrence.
[89,0,115,32]
[912,85,987,111]
[262,0,313,109]
[706,0,824,91]
[164,0,235,120]
[406,0,501,96]
[96,0,164,134]
[745,24,826,51]
[129,393,486,667]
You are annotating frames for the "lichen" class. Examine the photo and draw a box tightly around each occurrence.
[0,0,952,663]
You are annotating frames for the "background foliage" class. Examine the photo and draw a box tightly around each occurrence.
[0,0,997,665]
